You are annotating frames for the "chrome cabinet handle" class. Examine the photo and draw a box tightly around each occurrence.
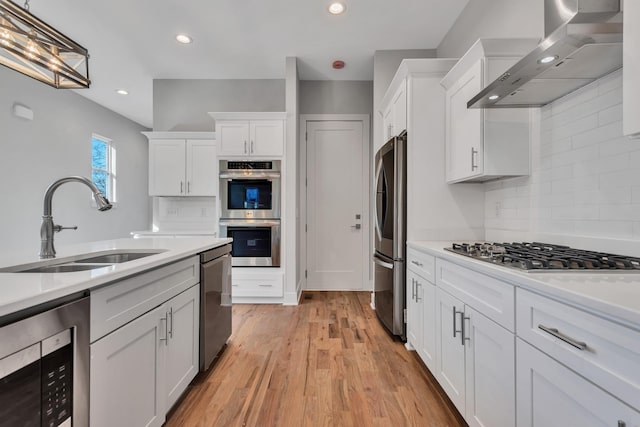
[415,281,422,302]
[471,147,478,171]
[244,140,247,154]
[258,284,273,287]
[160,316,168,345]
[187,181,191,193]
[462,315,470,345]
[180,181,184,194]
[453,306,463,338]
[411,278,416,301]
[251,140,254,154]
[411,260,423,267]
[538,324,587,350]
[168,307,173,339]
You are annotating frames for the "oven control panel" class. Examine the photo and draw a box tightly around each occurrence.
[227,161,273,170]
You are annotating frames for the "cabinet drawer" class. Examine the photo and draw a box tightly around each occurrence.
[517,288,640,410]
[91,256,199,342]
[232,273,283,298]
[407,247,435,283]
[436,259,514,331]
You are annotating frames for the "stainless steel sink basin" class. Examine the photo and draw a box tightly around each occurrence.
[23,264,112,273]
[0,249,166,273]
[74,252,160,264]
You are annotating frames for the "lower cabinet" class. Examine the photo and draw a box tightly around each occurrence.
[516,338,640,427]
[406,270,437,371]
[435,287,515,427]
[90,284,200,427]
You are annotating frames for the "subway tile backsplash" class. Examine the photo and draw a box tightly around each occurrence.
[485,70,640,252]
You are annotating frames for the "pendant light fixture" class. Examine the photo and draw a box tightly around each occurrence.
[0,0,90,88]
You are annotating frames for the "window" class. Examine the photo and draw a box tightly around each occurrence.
[91,134,116,202]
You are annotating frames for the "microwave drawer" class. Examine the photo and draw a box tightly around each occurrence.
[516,288,640,410]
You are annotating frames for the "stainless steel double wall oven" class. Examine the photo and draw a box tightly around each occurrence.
[219,160,281,267]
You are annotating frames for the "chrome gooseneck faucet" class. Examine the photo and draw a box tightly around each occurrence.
[40,176,112,259]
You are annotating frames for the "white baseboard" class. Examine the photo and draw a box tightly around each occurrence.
[405,342,415,351]
[370,292,375,310]
[232,297,283,304]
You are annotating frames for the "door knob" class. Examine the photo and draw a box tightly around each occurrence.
[350,224,361,230]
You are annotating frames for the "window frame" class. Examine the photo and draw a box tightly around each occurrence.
[91,133,117,203]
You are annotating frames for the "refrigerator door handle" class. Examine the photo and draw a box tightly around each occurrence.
[373,255,394,270]
[373,157,384,242]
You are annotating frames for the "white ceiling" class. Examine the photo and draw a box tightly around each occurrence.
[28,0,470,128]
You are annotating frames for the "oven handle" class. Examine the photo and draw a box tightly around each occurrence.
[219,172,281,179]
[219,219,281,227]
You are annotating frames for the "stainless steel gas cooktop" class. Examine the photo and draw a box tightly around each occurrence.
[444,242,640,273]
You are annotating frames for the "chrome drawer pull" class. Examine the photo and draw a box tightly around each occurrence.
[411,260,423,267]
[538,324,587,351]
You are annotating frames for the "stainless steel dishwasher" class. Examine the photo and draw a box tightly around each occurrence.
[200,244,232,371]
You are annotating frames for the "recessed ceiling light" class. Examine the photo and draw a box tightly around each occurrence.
[488,95,499,100]
[116,89,128,95]
[328,2,346,15]
[538,55,558,64]
[176,34,193,44]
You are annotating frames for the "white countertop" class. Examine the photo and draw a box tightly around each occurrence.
[0,236,232,319]
[130,230,217,238]
[409,241,640,328]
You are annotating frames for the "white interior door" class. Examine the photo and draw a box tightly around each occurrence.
[306,120,366,290]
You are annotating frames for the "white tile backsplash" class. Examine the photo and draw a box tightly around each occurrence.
[152,197,218,232]
[485,70,640,253]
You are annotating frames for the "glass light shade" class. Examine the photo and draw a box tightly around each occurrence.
[0,0,90,88]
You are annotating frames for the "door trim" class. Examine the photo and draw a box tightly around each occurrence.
[299,114,371,291]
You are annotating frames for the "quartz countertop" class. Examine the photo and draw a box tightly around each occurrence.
[0,236,231,319]
[409,240,640,328]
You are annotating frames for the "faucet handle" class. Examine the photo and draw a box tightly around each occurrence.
[53,225,78,233]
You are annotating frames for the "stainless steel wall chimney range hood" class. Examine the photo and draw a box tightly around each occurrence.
[468,0,622,109]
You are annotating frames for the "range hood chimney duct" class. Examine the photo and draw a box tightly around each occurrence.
[468,0,622,109]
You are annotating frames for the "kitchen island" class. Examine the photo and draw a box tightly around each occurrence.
[0,236,231,320]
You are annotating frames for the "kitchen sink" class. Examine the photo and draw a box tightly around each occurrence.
[0,249,166,273]
[22,264,113,273]
[74,252,160,264]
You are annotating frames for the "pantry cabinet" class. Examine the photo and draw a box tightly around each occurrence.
[381,79,407,140]
[624,0,640,137]
[440,39,537,183]
[143,132,217,196]
[210,112,286,157]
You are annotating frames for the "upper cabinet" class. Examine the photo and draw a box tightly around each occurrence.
[624,0,640,138]
[143,132,218,197]
[381,79,407,141]
[209,112,286,157]
[441,39,538,184]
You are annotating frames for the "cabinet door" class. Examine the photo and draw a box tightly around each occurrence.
[517,339,640,427]
[149,139,186,196]
[382,105,393,141]
[186,139,217,196]
[90,305,166,427]
[250,120,284,156]
[624,0,640,137]
[392,80,407,136]
[464,306,515,427]
[419,279,437,372]
[217,121,250,156]
[406,270,422,352]
[435,288,466,416]
[445,59,484,183]
[165,285,200,411]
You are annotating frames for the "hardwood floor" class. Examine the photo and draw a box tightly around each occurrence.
[165,291,466,427]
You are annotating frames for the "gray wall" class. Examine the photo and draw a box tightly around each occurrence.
[300,81,373,115]
[153,79,286,131]
[373,49,436,153]
[437,0,543,58]
[0,66,150,253]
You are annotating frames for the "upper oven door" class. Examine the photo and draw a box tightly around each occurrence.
[220,177,281,219]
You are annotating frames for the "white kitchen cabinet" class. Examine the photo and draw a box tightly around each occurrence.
[144,132,217,196]
[406,248,437,371]
[517,338,640,427]
[380,78,407,141]
[623,0,640,138]
[164,284,200,411]
[432,256,516,427]
[90,304,167,427]
[211,113,285,157]
[440,39,537,183]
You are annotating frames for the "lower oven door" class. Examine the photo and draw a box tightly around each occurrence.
[219,219,280,267]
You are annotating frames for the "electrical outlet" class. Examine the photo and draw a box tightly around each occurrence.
[495,201,502,218]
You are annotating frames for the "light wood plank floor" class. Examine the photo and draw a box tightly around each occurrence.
[166,291,466,427]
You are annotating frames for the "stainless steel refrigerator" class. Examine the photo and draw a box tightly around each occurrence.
[373,133,406,340]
